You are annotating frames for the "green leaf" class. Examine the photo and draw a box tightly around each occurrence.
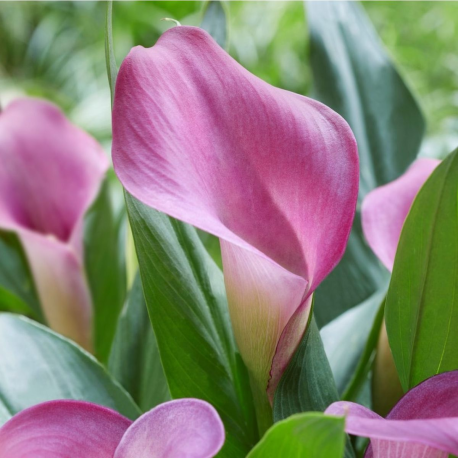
[201,1,228,49]
[0,230,42,320]
[315,217,389,327]
[247,412,346,458]
[307,1,424,326]
[307,1,425,197]
[273,314,356,457]
[109,273,171,411]
[321,287,386,396]
[105,0,118,107]
[273,314,339,420]
[84,178,126,364]
[126,193,257,457]
[0,313,140,426]
[386,148,458,391]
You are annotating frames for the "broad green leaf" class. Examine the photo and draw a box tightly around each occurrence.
[126,193,257,457]
[315,217,389,327]
[386,148,458,391]
[247,412,346,458]
[0,230,42,320]
[201,1,228,49]
[273,314,339,420]
[321,287,386,395]
[84,177,127,364]
[105,0,117,107]
[308,1,425,197]
[109,274,171,411]
[0,313,140,426]
[307,1,424,326]
[0,286,35,316]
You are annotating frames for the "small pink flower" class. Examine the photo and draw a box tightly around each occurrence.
[0,98,109,350]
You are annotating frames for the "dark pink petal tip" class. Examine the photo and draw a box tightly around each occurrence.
[113,26,359,397]
[114,398,225,458]
[326,371,458,458]
[362,158,440,272]
[0,400,132,458]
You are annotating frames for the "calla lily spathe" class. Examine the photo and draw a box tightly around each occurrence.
[0,398,225,458]
[326,371,458,457]
[112,26,358,417]
[0,98,108,350]
[362,158,440,272]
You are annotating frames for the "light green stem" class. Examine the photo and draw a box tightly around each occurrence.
[161,17,181,27]
[249,374,273,437]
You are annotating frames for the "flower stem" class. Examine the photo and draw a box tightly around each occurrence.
[161,18,181,27]
[249,375,273,438]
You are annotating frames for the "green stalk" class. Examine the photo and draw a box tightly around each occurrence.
[249,374,273,437]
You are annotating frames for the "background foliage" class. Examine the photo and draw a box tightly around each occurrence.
[1,1,457,151]
[1,2,458,456]
[2,1,456,301]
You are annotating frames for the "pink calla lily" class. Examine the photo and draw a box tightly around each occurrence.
[326,371,458,457]
[0,98,109,350]
[0,398,225,458]
[362,158,440,272]
[112,25,358,418]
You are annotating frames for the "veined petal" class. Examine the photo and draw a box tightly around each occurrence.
[326,371,458,457]
[220,241,308,403]
[362,159,440,271]
[0,400,131,458]
[0,98,109,348]
[114,399,225,458]
[113,27,358,287]
[267,294,313,402]
[113,26,358,399]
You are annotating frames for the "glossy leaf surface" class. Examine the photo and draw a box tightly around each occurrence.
[307,0,424,325]
[84,178,126,364]
[273,315,339,420]
[109,274,170,411]
[247,412,346,458]
[0,313,140,426]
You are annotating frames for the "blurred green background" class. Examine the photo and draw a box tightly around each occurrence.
[1,1,457,154]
